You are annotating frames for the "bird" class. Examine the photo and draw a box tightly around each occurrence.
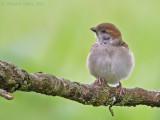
[87,23,134,96]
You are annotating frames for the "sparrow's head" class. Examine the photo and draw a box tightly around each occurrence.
[90,23,122,45]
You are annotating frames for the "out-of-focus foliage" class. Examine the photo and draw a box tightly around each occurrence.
[0,0,160,119]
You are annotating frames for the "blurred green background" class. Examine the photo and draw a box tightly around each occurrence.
[0,0,160,119]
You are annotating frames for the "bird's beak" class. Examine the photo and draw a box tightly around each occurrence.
[90,27,97,32]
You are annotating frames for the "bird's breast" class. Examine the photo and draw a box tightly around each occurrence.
[87,44,134,85]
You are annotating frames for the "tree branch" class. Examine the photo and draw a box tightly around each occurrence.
[0,60,160,109]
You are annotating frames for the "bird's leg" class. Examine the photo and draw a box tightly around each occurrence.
[96,77,104,86]
[116,82,125,96]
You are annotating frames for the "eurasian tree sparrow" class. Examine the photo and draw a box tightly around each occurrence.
[87,23,134,96]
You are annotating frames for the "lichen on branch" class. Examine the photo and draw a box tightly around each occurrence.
[0,59,160,109]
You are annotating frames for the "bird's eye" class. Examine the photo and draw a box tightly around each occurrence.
[101,30,106,33]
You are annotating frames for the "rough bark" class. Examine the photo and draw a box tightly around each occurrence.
[0,60,160,108]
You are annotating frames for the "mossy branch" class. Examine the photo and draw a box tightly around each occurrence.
[0,60,160,109]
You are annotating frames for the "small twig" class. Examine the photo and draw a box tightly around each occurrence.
[109,105,114,117]
[0,89,14,100]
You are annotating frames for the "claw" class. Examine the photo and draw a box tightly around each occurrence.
[96,77,104,86]
[116,82,125,97]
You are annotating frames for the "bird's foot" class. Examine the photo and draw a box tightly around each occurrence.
[96,77,104,86]
[116,82,125,97]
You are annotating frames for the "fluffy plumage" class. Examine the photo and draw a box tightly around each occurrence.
[87,23,134,86]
